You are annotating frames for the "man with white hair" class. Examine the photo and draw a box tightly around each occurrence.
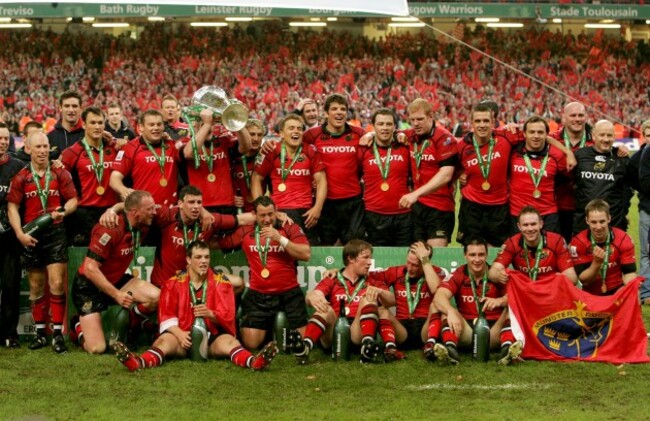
[572,120,635,234]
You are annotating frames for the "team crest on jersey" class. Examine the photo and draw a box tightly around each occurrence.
[532,300,613,359]
[99,233,112,246]
[115,151,124,161]
[443,137,453,146]
[345,135,353,141]
[105,149,113,156]
[296,154,306,163]
[593,162,606,171]
[82,301,93,313]
[595,155,607,163]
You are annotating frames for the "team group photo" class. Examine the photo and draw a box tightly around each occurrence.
[1,0,650,419]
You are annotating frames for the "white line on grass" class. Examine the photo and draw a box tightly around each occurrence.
[407,383,551,391]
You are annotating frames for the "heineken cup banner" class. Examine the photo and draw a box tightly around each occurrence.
[17,246,499,337]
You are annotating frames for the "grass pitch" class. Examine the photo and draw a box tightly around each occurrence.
[1,307,650,421]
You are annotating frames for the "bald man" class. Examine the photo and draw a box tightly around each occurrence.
[572,120,635,234]
[550,102,593,241]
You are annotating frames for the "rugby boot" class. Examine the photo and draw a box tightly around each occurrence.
[4,336,20,349]
[498,340,524,366]
[383,345,406,363]
[422,342,437,362]
[52,334,67,354]
[434,343,460,365]
[28,335,48,350]
[114,341,142,372]
[359,338,381,363]
[251,341,279,371]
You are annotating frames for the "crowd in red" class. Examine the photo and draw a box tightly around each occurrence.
[0,21,648,136]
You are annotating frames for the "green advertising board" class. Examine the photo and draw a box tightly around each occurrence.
[17,246,498,336]
[1,3,649,19]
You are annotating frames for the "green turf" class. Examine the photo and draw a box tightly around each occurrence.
[1,307,650,421]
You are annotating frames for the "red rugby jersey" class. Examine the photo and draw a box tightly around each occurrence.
[357,141,411,215]
[60,139,119,207]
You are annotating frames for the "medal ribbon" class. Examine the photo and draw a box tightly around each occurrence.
[413,140,429,171]
[190,279,207,306]
[336,272,366,304]
[201,140,215,174]
[590,231,612,291]
[241,154,254,189]
[563,130,586,149]
[523,151,550,193]
[254,224,271,268]
[30,163,52,212]
[405,275,425,317]
[472,136,494,182]
[144,140,167,179]
[182,220,201,250]
[125,217,141,268]
[81,137,105,185]
[372,141,392,183]
[524,236,545,281]
[280,143,302,183]
[469,271,489,318]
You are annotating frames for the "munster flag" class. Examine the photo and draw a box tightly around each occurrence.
[508,272,649,364]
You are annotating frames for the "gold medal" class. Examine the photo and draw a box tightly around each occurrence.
[380,182,390,192]
[132,268,140,278]
[601,283,607,294]
[160,178,168,187]
[345,307,350,316]
[415,172,420,182]
[261,268,270,278]
[277,183,287,192]
[482,181,490,191]
[533,189,541,199]
[96,186,105,195]
[207,174,216,183]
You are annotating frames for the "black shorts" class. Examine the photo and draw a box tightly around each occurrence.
[240,286,308,331]
[318,195,365,245]
[72,272,132,315]
[511,213,560,236]
[280,208,319,245]
[412,202,454,243]
[365,211,413,247]
[22,223,68,269]
[457,199,509,246]
[66,206,108,247]
[398,318,426,349]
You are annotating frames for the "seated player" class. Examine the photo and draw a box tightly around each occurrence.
[434,237,522,365]
[373,241,446,360]
[570,199,637,295]
[489,206,578,284]
[114,241,278,371]
[293,239,399,364]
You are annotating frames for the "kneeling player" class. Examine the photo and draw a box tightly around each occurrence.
[294,239,399,364]
[71,191,160,354]
[115,241,277,371]
[570,199,637,295]
[373,241,446,361]
[434,237,522,365]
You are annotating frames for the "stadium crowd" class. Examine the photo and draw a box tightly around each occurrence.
[0,22,649,138]
[0,22,649,368]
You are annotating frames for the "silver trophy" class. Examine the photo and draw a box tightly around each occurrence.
[184,86,248,132]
